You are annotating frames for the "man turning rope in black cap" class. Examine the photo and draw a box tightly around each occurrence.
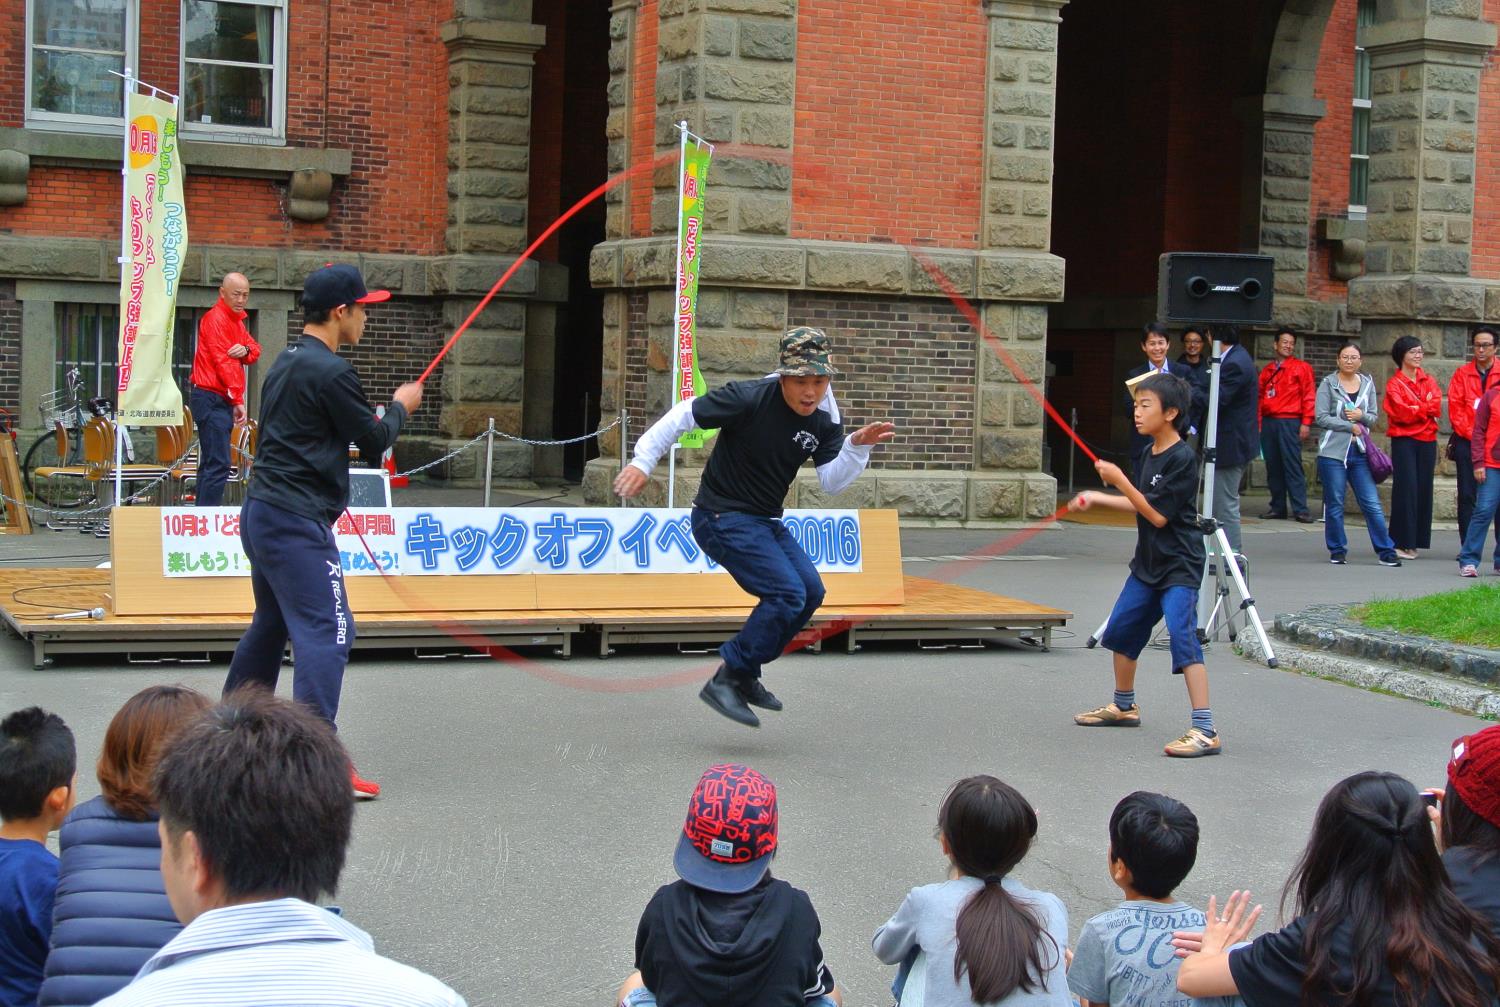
[223,264,423,800]
[615,327,895,727]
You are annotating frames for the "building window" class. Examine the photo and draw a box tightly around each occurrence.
[26,0,138,129]
[181,0,286,141]
[54,303,225,406]
[1349,0,1376,217]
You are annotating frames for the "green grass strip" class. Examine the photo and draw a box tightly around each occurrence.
[1350,583,1500,649]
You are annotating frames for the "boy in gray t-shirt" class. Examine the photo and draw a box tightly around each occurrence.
[1068,792,1208,1007]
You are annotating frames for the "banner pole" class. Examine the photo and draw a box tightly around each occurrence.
[667,121,689,509]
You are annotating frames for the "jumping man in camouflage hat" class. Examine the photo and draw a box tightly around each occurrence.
[616,327,896,727]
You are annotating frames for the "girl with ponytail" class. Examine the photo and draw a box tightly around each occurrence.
[1176,770,1500,1006]
[872,775,1069,1006]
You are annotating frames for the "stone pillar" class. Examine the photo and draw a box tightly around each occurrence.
[970,0,1068,521]
[1348,5,1496,518]
[440,9,552,480]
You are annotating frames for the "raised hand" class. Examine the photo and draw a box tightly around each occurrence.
[850,421,896,447]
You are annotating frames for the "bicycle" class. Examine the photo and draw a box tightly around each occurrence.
[22,367,114,511]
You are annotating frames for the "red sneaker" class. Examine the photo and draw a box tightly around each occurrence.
[351,766,380,800]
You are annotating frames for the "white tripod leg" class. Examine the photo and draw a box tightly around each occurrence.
[1212,525,1278,668]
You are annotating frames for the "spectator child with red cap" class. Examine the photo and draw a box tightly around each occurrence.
[616,764,840,1007]
[1428,724,1500,935]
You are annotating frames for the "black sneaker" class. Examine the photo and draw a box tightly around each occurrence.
[699,667,759,728]
[1294,512,1315,524]
[1378,554,1402,567]
[736,677,783,712]
[1330,553,1347,565]
[1259,509,1286,520]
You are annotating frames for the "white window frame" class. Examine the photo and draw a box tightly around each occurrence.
[179,0,288,144]
[1350,0,1375,219]
[23,0,140,133]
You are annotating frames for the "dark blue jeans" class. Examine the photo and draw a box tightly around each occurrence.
[1260,416,1308,515]
[1459,467,1500,569]
[190,386,234,507]
[1318,452,1396,559]
[690,507,824,681]
[224,498,354,725]
[1454,436,1500,565]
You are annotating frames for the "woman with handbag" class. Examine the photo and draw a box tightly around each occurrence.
[1385,336,1443,560]
[1315,343,1402,566]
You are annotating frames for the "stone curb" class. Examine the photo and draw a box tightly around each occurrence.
[1238,633,1500,718]
[1274,603,1499,685]
[1231,603,1500,718]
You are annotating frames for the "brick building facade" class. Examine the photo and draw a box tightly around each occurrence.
[2,0,1498,519]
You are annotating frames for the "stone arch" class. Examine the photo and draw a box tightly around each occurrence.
[1265,0,1340,101]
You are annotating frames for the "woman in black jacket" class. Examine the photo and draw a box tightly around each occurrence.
[40,686,210,1006]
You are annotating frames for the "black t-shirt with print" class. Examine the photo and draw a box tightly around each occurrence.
[1129,438,1204,589]
[691,379,845,517]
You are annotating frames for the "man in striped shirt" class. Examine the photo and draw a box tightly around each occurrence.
[97,692,464,1006]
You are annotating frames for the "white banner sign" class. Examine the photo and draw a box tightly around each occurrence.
[161,508,864,578]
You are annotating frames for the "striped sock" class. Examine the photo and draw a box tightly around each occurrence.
[1113,690,1136,712]
[1191,708,1215,736]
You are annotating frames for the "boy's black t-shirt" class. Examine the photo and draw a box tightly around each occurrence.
[1130,438,1204,589]
[690,379,845,518]
[634,876,836,1007]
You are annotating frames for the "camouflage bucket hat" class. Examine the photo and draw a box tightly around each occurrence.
[776,326,840,378]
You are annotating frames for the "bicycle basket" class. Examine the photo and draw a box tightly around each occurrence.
[38,387,79,429]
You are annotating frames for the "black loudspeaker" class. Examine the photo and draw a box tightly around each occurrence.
[1157,252,1276,325]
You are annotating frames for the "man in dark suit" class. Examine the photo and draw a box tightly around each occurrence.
[1205,324,1258,554]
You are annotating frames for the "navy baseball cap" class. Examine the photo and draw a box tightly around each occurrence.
[301,264,390,312]
[672,763,779,894]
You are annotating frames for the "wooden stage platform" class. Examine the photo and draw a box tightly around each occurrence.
[0,568,1072,668]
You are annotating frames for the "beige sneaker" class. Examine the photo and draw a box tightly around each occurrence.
[1164,727,1221,758]
[1074,703,1141,727]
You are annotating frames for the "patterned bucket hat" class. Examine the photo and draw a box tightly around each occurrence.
[776,326,840,378]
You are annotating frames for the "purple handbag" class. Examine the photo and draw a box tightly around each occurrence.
[1362,431,1393,484]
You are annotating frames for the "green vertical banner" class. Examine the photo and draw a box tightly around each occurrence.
[674,135,713,449]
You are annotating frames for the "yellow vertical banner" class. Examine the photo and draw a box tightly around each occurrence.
[117,91,187,426]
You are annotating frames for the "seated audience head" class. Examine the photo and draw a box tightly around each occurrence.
[1135,372,1192,437]
[1287,771,1500,1007]
[152,690,353,924]
[1107,791,1199,899]
[673,763,778,894]
[0,707,76,825]
[97,685,212,821]
[1443,725,1500,860]
[938,775,1057,1002]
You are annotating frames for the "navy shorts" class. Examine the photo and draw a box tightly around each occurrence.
[1099,573,1205,673]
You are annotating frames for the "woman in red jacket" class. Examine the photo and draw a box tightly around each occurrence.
[1384,336,1443,559]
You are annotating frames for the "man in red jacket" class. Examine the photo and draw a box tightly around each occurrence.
[1449,325,1498,569]
[1257,327,1316,523]
[1459,381,1500,577]
[189,273,260,506]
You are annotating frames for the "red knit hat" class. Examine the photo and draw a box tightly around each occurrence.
[1447,725,1500,829]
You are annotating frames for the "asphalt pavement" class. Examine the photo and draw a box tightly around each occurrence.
[0,498,1490,1005]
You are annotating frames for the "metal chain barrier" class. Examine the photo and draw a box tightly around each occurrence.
[1,414,627,526]
[0,437,200,523]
